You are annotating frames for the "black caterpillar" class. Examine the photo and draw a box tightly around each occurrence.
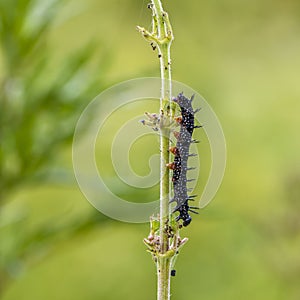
[168,93,201,226]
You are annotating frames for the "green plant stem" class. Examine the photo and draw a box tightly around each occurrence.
[138,1,174,299]
[158,39,173,257]
[157,256,171,299]
[151,1,174,299]
[158,129,171,300]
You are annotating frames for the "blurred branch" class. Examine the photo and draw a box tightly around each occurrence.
[0,0,110,295]
[0,0,104,202]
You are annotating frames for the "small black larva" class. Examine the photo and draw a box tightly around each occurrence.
[168,93,201,226]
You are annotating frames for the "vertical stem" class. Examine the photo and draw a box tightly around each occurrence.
[138,1,174,299]
[158,128,171,299]
[151,1,173,299]
[151,0,173,236]
[158,41,172,296]
[157,256,171,299]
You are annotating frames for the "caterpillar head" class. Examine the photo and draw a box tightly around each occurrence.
[182,215,192,227]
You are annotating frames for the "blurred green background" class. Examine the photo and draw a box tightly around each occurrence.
[1,0,300,299]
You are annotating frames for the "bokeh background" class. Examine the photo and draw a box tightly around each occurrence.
[1,0,300,299]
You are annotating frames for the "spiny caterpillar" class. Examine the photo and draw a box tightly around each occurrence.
[168,93,201,226]
[140,93,201,226]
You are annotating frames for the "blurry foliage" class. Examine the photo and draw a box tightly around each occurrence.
[0,0,108,293]
[0,0,103,199]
